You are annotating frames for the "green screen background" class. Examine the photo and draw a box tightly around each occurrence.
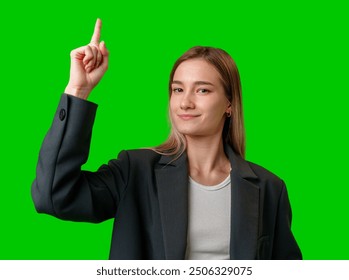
[1,0,348,260]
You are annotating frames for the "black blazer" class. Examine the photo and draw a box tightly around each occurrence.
[31,94,302,260]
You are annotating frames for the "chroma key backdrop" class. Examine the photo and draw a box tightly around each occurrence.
[0,0,348,259]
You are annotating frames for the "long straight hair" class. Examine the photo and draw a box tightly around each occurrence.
[154,46,245,159]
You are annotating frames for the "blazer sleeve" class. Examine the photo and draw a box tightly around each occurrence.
[31,94,129,223]
[272,181,302,259]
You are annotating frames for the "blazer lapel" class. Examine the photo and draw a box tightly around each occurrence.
[225,146,260,259]
[155,153,188,260]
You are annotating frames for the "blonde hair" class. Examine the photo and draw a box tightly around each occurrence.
[154,46,245,159]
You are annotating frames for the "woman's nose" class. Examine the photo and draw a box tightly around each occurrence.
[180,92,195,110]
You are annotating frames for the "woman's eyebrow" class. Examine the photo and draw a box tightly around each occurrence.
[172,80,215,86]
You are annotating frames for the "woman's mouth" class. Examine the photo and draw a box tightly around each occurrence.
[177,114,200,120]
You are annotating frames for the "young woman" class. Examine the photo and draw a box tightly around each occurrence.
[32,19,302,260]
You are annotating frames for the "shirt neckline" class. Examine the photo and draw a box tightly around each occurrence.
[189,174,231,191]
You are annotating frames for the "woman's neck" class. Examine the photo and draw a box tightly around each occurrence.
[186,134,231,186]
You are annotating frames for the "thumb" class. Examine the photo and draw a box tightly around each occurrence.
[100,41,109,57]
[99,41,109,70]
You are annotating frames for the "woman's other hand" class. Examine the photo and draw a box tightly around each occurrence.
[65,18,109,100]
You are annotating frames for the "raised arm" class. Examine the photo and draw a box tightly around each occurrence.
[31,20,128,223]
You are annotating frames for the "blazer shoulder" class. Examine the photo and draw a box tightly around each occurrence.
[121,148,162,164]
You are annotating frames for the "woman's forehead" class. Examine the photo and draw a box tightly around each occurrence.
[173,59,222,86]
[175,59,219,76]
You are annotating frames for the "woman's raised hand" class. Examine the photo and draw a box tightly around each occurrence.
[65,19,109,100]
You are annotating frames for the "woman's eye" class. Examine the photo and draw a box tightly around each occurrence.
[172,88,183,93]
[198,88,209,94]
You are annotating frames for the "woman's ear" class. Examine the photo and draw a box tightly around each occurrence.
[225,103,232,118]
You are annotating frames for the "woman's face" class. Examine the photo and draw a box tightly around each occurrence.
[170,58,230,138]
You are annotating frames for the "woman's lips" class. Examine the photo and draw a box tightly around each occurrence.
[177,114,200,120]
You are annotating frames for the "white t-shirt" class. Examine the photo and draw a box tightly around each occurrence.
[185,174,231,260]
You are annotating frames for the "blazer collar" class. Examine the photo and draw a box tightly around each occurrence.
[155,152,189,260]
[157,151,187,166]
[225,146,260,259]
[224,144,257,179]
[155,145,260,260]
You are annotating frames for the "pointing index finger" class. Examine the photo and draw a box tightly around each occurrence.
[90,18,102,45]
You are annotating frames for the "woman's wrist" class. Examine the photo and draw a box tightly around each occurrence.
[64,85,91,100]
